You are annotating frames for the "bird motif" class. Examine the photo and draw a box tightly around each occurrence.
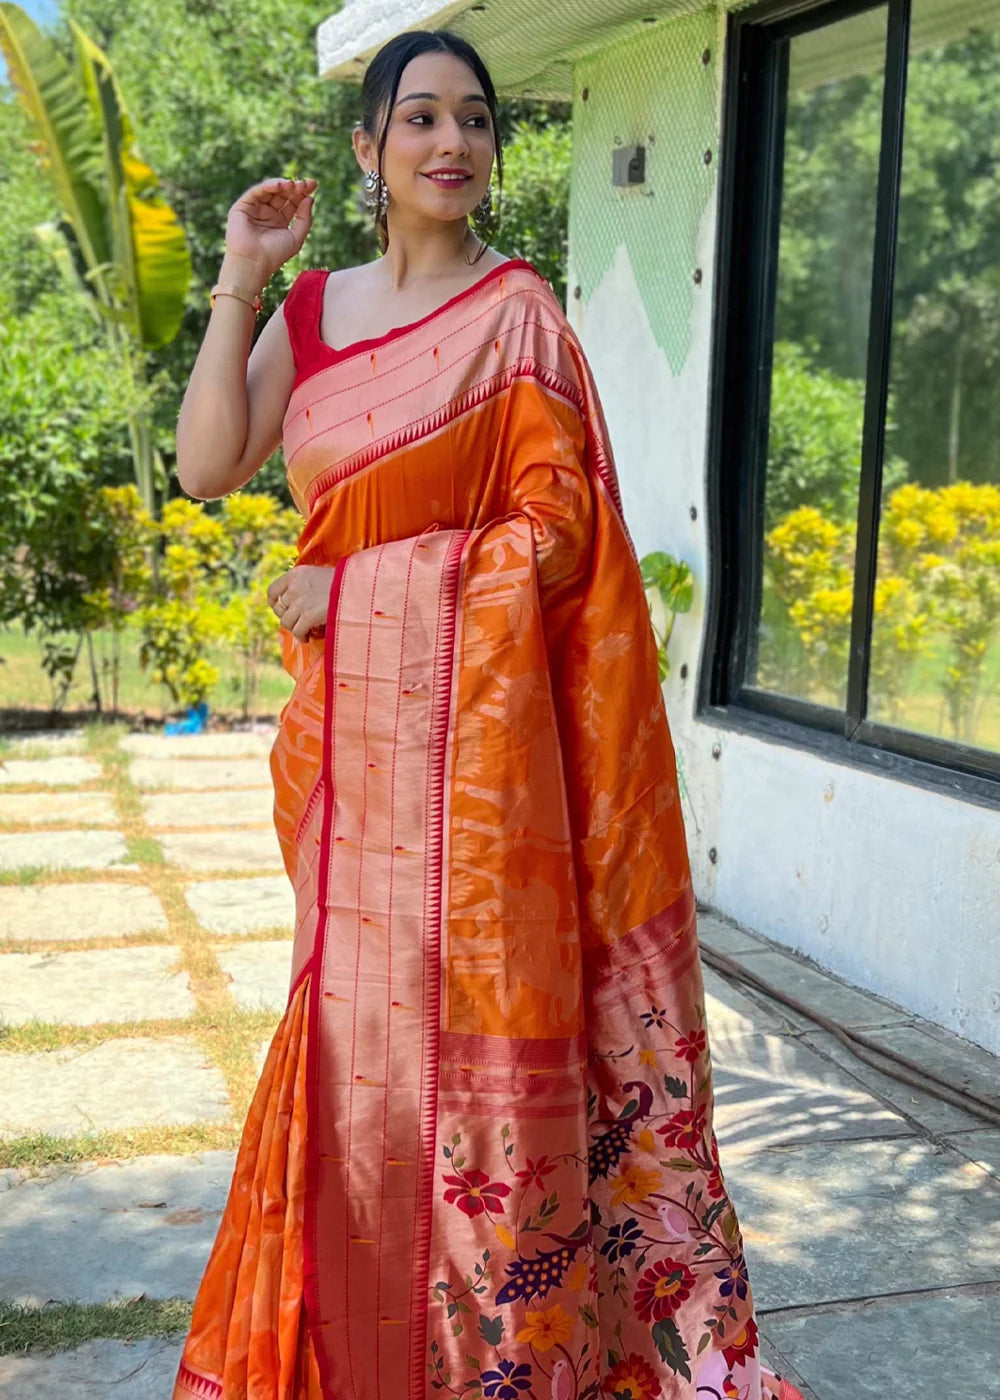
[550,1358,573,1400]
[657,1199,694,1243]
[587,1080,654,1184]
[494,1220,592,1305]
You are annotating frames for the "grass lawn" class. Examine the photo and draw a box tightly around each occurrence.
[0,622,294,725]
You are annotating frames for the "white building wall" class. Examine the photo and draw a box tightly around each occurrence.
[565,14,1000,1054]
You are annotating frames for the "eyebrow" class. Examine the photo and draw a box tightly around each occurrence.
[396,92,489,106]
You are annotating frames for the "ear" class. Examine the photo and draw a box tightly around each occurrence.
[352,123,374,173]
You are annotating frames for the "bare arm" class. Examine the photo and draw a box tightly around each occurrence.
[174,178,316,501]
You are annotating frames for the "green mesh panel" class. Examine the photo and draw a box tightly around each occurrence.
[568,14,720,373]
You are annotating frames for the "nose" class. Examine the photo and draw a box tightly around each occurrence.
[435,114,470,156]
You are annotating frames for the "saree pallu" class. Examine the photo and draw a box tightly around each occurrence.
[174,260,803,1400]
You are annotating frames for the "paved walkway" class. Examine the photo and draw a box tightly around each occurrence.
[0,727,997,1397]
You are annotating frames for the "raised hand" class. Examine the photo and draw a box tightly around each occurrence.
[224,177,318,284]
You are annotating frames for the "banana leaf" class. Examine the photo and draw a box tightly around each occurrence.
[0,2,111,286]
[71,19,190,348]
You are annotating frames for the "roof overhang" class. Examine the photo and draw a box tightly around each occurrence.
[317,0,713,99]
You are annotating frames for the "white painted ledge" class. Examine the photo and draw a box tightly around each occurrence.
[317,0,474,82]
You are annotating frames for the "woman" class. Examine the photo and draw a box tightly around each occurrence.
[172,29,804,1400]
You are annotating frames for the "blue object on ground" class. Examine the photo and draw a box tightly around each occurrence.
[164,702,209,736]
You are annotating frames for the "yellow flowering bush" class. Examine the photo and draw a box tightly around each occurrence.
[137,491,301,714]
[763,482,1000,740]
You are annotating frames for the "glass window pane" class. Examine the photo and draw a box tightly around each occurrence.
[749,8,888,708]
[869,0,1000,753]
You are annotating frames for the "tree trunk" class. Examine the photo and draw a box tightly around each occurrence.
[86,631,102,714]
[947,334,963,485]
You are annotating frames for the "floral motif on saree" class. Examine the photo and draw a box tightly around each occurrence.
[173,260,804,1400]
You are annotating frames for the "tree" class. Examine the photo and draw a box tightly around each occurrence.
[776,30,1000,488]
[56,0,573,504]
[0,2,191,512]
[0,288,134,698]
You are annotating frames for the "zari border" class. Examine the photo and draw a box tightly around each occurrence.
[173,1362,223,1399]
[303,558,347,1399]
[408,530,466,1397]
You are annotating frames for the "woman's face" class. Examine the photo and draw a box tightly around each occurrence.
[373,51,496,225]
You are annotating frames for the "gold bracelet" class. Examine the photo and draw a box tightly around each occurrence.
[209,281,264,314]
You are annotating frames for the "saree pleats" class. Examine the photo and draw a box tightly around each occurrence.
[174,260,805,1400]
[172,979,322,1400]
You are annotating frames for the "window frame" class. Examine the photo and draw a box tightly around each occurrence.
[700,0,1000,808]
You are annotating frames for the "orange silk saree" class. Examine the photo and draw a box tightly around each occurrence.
[173,260,803,1400]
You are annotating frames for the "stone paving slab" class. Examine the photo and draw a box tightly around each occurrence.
[122,730,275,758]
[762,1289,998,1400]
[801,1027,988,1135]
[697,910,776,957]
[0,756,101,787]
[723,948,913,1032]
[0,882,168,943]
[703,965,788,1038]
[142,787,274,829]
[711,1030,910,1153]
[0,946,192,1026]
[944,1128,1000,1180]
[0,1150,237,1305]
[0,792,118,827]
[857,1020,1000,1108]
[216,941,292,1012]
[1,1038,229,1137]
[0,1336,185,1398]
[723,1137,1000,1309]
[158,828,284,872]
[185,876,293,935]
[0,829,130,872]
[130,757,272,791]
[0,729,86,755]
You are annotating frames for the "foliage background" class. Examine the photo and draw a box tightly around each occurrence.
[0,0,571,715]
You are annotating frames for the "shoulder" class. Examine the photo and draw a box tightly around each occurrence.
[497,259,577,344]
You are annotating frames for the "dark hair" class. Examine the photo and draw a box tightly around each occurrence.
[359,30,503,260]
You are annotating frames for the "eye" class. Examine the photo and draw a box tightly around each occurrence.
[406,113,489,127]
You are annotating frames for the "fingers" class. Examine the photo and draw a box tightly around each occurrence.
[242,177,318,210]
[289,195,314,252]
[265,572,290,608]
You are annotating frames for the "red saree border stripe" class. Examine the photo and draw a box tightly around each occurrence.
[303,559,347,1398]
[287,259,548,397]
[173,1363,223,1399]
[408,529,466,1398]
[439,1026,587,1068]
[301,357,583,507]
[292,775,324,847]
[287,302,572,447]
[584,886,699,996]
[295,258,542,386]
[439,1068,585,1092]
[436,1096,583,1121]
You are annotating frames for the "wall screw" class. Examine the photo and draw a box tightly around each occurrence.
[703,149,713,165]
[573,285,582,299]
[708,846,718,864]
[712,742,721,760]
[689,505,698,521]
[702,48,712,65]
[680,663,688,680]
[582,86,590,101]
[693,268,703,284]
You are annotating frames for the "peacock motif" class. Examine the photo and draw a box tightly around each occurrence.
[586,1079,653,1184]
[494,1220,593,1305]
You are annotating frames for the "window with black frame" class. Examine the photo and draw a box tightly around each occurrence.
[710,0,1000,793]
